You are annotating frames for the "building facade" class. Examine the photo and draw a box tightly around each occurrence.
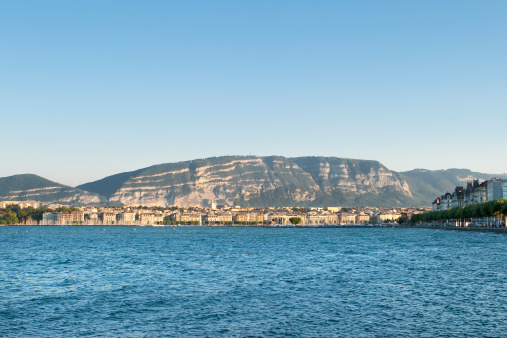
[432,178,507,211]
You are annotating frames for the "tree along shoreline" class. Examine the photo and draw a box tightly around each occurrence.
[411,199,507,228]
[0,205,79,225]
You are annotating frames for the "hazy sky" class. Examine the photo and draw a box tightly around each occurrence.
[1,1,506,186]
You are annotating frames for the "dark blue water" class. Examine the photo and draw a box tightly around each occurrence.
[1,226,507,337]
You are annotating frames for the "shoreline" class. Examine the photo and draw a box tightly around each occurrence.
[4,224,507,233]
[408,225,507,233]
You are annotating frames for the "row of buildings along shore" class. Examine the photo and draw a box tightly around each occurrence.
[432,178,507,211]
[0,200,429,226]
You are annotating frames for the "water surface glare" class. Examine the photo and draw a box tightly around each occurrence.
[1,226,507,337]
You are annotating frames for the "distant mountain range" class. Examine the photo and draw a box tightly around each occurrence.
[1,156,505,207]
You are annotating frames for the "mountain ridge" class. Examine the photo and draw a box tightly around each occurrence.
[2,156,505,207]
[75,156,506,207]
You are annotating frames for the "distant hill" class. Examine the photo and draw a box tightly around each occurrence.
[4,157,505,207]
[0,174,104,205]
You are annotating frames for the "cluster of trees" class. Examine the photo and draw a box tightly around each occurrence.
[0,205,79,225]
[0,212,19,225]
[0,205,50,224]
[397,215,409,224]
[412,199,507,226]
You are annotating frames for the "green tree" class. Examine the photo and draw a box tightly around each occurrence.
[397,215,409,225]
[55,206,78,213]
[490,199,506,226]
[492,199,505,215]
[502,203,507,217]
[471,203,483,219]
[481,202,493,218]
[289,217,302,225]
[462,205,474,219]
[1,212,19,225]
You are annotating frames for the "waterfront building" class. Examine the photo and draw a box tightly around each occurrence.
[71,211,85,224]
[268,213,299,225]
[23,216,38,225]
[170,212,202,223]
[306,213,324,225]
[117,211,136,225]
[486,179,507,201]
[473,182,487,204]
[232,212,264,223]
[100,212,117,225]
[56,212,72,225]
[431,197,440,211]
[137,212,155,225]
[42,212,57,225]
[433,178,506,211]
[85,212,99,224]
[462,180,480,206]
[377,213,402,223]
[450,187,465,209]
[307,212,338,225]
[433,192,453,211]
[202,213,233,224]
[442,193,452,210]
[326,213,339,224]
[153,212,164,224]
[340,213,356,224]
[355,213,370,224]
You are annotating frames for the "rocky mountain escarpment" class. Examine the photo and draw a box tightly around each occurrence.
[293,157,414,206]
[77,156,417,207]
[6,156,503,207]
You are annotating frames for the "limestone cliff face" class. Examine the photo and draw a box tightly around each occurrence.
[293,157,413,205]
[292,157,411,194]
[107,156,320,207]
[85,156,415,207]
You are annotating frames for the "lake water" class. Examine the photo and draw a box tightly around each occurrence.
[1,226,507,337]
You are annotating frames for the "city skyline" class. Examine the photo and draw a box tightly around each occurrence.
[2,1,506,186]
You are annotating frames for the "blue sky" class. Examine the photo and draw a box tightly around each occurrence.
[1,1,506,186]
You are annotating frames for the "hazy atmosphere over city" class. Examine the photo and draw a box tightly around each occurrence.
[1,1,506,186]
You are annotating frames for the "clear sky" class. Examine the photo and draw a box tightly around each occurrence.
[1,1,506,186]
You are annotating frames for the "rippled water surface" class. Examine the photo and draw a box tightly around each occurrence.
[1,226,507,337]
